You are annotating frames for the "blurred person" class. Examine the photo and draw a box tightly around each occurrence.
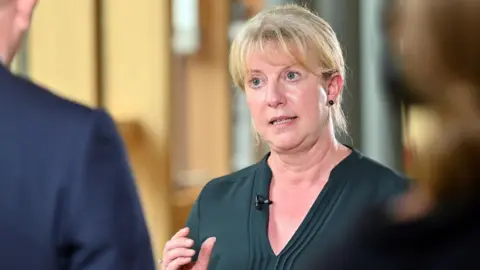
[0,0,155,269]
[311,0,480,269]
[160,4,409,270]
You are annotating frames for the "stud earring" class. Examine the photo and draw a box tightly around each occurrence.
[328,100,334,106]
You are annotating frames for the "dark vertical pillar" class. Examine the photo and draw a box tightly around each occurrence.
[93,0,105,107]
[313,0,404,171]
[313,0,362,149]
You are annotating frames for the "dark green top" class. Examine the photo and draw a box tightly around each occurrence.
[186,149,409,270]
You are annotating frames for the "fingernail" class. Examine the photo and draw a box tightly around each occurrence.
[186,239,194,245]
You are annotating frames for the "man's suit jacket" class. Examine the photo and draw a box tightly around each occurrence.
[0,64,155,269]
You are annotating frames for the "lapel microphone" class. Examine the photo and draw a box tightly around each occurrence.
[255,194,273,210]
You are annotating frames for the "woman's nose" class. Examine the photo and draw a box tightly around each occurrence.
[265,83,286,108]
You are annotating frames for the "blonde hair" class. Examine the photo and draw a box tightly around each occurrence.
[229,4,348,135]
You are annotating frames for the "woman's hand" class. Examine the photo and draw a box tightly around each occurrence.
[162,227,216,270]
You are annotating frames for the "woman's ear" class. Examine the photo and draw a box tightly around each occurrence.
[326,73,344,102]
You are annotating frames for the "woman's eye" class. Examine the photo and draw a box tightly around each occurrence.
[248,77,262,88]
[286,71,299,80]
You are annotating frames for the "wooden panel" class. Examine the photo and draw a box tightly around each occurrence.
[27,0,96,106]
[170,0,232,232]
[102,0,172,263]
[185,0,231,181]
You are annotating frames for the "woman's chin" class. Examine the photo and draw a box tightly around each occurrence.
[267,136,303,152]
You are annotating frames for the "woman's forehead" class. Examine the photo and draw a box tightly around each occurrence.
[244,43,313,71]
[247,49,298,68]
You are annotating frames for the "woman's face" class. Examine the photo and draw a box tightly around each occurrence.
[244,45,342,152]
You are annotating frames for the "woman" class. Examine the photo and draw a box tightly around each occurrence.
[161,4,408,270]
[313,0,480,269]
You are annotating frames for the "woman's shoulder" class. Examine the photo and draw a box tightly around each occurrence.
[340,149,411,204]
[352,150,411,187]
[196,161,263,203]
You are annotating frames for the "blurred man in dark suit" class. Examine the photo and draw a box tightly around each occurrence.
[0,0,155,269]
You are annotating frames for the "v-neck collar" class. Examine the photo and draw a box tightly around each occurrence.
[250,148,362,263]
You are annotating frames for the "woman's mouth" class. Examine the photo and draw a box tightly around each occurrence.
[269,116,298,125]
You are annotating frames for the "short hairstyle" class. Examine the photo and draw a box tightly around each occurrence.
[229,4,348,135]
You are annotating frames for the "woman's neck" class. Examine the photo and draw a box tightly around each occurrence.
[268,132,350,188]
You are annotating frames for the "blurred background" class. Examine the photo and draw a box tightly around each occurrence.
[9,0,438,263]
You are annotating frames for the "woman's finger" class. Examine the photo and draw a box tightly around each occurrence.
[166,256,192,270]
[166,248,196,260]
[171,227,190,240]
[164,237,194,252]
[163,227,193,268]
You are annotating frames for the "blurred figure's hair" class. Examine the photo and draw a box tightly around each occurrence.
[393,0,480,204]
[229,4,348,136]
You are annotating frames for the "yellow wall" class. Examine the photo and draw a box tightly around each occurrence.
[27,0,97,106]
[103,0,172,262]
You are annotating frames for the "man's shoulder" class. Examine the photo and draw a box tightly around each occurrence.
[0,70,121,156]
[1,69,105,131]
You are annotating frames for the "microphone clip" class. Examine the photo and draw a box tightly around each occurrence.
[255,194,273,210]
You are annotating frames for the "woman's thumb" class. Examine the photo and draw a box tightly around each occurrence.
[195,237,216,268]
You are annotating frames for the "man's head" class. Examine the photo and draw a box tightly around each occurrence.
[0,0,37,66]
